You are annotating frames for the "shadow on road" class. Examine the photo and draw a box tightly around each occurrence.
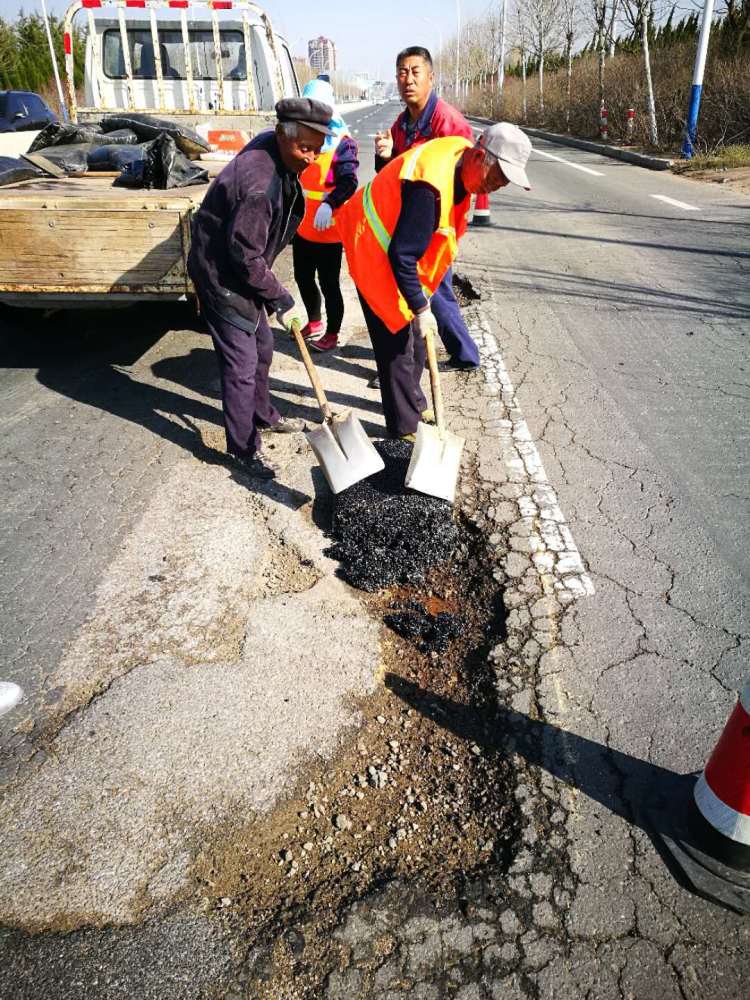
[482,264,750,320]
[386,672,702,896]
[488,222,750,264]
[7,305,310,511]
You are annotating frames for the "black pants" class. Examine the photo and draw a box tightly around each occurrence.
[358,291,427,438]
[292,234,345,333]
[202,303,279,458]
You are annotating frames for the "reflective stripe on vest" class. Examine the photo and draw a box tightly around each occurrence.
[362,181,391,254]
[338,136,472,332]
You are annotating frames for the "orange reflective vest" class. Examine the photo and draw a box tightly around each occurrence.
[337,136,473,333]
[297,150,341,244]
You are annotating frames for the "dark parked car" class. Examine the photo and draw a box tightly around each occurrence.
[0,91,58,133]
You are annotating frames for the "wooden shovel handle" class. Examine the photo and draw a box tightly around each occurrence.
[290,319,334,422]
[423,325,446,436]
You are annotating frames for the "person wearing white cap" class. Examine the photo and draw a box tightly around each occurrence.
[479,121,532,190]
[337,122,532,439]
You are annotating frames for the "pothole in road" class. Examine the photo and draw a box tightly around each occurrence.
[194,447,520,997]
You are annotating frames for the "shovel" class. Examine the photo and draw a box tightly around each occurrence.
[290,320,384,494]
[405,324,465,504]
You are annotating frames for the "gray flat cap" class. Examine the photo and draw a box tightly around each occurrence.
[276,97,334,136]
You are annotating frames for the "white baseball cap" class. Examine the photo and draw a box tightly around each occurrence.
[480,122,532,190]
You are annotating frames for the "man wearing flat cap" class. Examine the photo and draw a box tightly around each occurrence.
[188,97,333,479]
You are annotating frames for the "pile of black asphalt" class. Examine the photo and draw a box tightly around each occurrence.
[329,440,459,592]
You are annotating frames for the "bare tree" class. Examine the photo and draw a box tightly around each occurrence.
[606,0,620,56]
[623,0,660,144]
[521,0,562,118]
[561,0,579,130]
[592,0,608,106]
[514,2,532,122]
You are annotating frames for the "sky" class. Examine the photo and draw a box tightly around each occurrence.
[0,0,492,79]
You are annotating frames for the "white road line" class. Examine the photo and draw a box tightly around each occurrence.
[650,194,700,211]
[533,148,604,176]
[473,315,595,602]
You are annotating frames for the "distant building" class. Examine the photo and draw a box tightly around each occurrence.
[308,36,337,75]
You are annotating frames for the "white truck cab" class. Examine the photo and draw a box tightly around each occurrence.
[63,0,298,123]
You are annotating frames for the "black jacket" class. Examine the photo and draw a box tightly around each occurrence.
[188,129,303,331]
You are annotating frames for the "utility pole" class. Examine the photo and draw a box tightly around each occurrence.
[39,0,69,121]
[498,0,508,94]
[455,0,461,99]
[682,0,715,159]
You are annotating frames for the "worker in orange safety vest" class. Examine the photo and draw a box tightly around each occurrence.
[292,78,359,353]
[337,123,532,440]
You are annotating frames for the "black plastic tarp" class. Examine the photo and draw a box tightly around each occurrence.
[28,123,140,153]
[29,143,94,175]
[113,134,209,189]
[0,156,44,187]
[100,113,209,158]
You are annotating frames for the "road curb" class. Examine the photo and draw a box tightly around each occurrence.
[467,115,674,171]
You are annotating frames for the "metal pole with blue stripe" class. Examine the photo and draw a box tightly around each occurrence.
[681,0,715,159]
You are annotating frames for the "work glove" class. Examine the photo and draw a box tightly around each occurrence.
[375,131,394,159]
[313,202,334,231]
[275,306,302,334]
[412,309,439,342]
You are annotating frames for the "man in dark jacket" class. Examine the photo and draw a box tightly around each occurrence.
[188,97,332,479]
[374,47,480,375]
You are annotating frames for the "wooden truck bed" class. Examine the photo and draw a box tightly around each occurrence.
[0,174,213,299]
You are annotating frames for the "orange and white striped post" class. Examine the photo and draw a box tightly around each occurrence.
[471,192,492,227]
[660,678,750,913]
[599,104,609,142]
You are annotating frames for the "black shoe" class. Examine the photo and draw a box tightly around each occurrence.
[367,374,380,389]
[265,417,307,434]
[440,358,480,372]
[233,455,277,479]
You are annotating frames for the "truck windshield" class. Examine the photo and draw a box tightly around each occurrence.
[103,29,246,81]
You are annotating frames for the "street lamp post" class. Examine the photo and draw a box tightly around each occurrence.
[682,0,715,159]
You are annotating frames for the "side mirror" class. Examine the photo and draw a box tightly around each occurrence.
[14,110,27,119]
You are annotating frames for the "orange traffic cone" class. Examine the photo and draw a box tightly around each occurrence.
[471,192,491,227]
[659,677,750,913]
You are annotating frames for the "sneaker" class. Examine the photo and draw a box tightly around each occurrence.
[309,333,338,352]
[367,374,380,389]
[301,321,324,339]
[233,455,277,479]
[266,417,307,434]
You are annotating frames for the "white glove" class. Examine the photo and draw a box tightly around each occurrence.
[412,309,439,341]
[375,131,394,159]
[313,202,334,231]
[275,306,301,334]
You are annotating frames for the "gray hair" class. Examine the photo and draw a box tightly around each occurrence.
[277,121,298,138]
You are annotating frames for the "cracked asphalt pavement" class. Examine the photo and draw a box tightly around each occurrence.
[0,103,748,997]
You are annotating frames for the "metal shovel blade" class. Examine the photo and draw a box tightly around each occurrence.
[405,421,464,503]
[306,410,385,494]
